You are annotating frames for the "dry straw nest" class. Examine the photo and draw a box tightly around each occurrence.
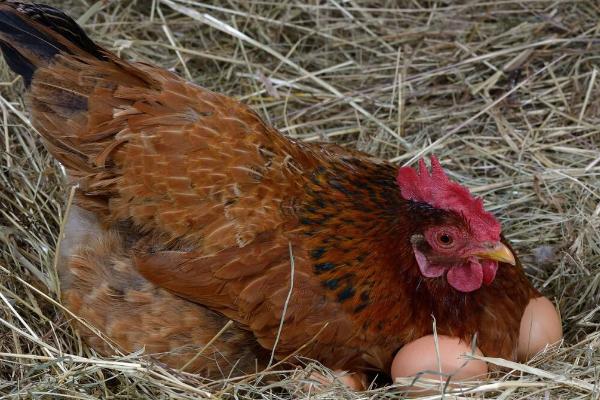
[0,0,598,398]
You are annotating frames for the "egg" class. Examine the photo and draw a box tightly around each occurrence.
[391,335,488,393]
[518,296,563,361]
[306,369,366,392]
[333,370,367,391]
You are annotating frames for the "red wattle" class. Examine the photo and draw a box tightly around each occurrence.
[481,259,498,285]
[446,259,483,292]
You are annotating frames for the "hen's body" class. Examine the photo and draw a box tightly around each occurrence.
[0,1,539,375]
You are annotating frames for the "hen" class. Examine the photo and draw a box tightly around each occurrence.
[0,1,540,375]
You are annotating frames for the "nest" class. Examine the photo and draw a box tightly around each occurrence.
[1,0,598,398]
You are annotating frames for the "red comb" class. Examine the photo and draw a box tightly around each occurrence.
[396,156,501,241]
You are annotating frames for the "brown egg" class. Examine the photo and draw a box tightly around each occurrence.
[306,370,366,392]
[391,335,488,393]
[334,370,367,391]
[518,296,563,361]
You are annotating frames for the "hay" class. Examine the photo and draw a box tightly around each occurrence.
[1,0,598,398]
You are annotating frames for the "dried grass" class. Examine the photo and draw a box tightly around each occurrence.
[1,0,599,398]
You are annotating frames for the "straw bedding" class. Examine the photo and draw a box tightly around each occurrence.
[0,1,598,398]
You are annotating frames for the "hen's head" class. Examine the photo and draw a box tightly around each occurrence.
[396,156,514,293]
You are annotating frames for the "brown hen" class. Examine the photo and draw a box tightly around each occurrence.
[0,1,540,376]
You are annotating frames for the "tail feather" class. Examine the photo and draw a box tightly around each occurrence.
[0,41,34,84]
[0,1,164,215]
[0,1,104,85]
[4,1,104,56]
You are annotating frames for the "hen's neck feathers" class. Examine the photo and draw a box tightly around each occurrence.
[298,157,420,305]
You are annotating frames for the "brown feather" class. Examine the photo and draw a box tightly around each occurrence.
[58,206,270,377]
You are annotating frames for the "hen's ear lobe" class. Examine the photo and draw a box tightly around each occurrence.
[410,234,425,246]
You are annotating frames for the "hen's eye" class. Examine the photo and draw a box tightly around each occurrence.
[439,233,453,245]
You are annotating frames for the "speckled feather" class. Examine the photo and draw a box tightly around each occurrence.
[0,1,540,374]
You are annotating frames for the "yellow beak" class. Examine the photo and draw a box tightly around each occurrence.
[473,243,516,265]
